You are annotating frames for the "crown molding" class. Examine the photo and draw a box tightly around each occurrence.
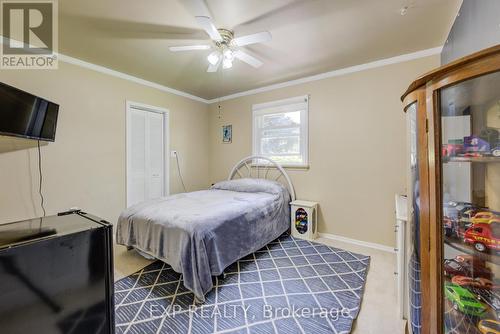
[56,54,210,103]
[0,36,210,104]
[1,35,442,105]
[207,46,443,104]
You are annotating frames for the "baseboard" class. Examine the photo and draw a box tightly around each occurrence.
[318,232,396,253]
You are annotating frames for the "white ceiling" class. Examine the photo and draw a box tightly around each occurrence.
[59,0,462,100]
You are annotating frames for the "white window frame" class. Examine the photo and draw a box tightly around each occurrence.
[126,101,170,207]
[252,95,309,168]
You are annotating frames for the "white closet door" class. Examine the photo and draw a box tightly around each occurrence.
[147,112,164,199]
[127,107,165,207]
[128,109,147,206]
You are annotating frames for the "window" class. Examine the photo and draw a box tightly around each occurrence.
[252,95,309,167]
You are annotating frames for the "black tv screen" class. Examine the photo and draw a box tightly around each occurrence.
[0,82,59,141]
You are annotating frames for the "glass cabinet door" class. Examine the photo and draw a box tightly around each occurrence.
[441,71,500,333]
[408,101,423,334]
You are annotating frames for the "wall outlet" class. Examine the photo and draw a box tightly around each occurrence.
[170,150,177,158]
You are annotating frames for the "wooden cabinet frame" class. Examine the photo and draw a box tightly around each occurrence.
[402,45,500,334]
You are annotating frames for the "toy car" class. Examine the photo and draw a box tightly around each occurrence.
[445,202,488,221]
[473,288,500,319]
[454,255,489,268]
[472,211,500,224]
[451,275,496,290]
[461,209,483,224]
[454,220,473,239]
[444,283,487,316]
[445,201,473,220]
[442,217,478,239]
[443,216,454,237]
[478,319,500,334]
[444,258,492,279]
[464,135,491,154]
[451,201,474,211]
[442,143,464,157]
[472,288,500,319]
[444,205,459,220]
[455,254,476,264]
[493,146,500,157]
[464,223,500,252]
[484,134,500,157]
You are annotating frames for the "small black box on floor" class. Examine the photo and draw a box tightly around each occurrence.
[0,211,115,334]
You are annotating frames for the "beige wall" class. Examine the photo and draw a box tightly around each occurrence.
[0,61,210,224]
[208,55,440,247]
[0,54,440,248]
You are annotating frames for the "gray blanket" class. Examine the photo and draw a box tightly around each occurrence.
[116,178,290,300]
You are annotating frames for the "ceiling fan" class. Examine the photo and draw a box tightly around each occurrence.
[169,0,272,72]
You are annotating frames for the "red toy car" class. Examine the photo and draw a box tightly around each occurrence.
[455,254,478,265]
[442,143,464,157]
[464,223,500,252]
[451,275,497,290]
[443,258,492,279]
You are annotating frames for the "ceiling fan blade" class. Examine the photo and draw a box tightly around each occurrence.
[195,16,222,42]
[207,59,221,72]
[233,31,272,47]
[61,14,208,41]
[169,45,211,52]
[234,50,263,68]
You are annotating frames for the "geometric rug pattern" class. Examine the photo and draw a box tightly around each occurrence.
[115,234,370,334]
[409,252,422,334]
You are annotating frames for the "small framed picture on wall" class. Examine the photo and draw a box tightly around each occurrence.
[222,125,232,143]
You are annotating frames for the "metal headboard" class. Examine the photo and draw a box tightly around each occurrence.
[228,155,296,201]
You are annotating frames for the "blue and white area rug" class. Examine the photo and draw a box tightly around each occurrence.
[115,235,370,334]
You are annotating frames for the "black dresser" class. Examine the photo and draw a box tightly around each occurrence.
[0,211,114,334]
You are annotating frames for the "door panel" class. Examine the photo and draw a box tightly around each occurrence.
[128,110,147,207]
[127,106,166,207]
[147,112,164,199]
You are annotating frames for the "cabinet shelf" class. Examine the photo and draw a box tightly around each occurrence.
[443,156,500,163]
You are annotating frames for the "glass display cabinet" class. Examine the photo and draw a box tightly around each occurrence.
[402,45,500,334]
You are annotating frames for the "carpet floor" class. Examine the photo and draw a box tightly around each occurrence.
[115,234,370,334]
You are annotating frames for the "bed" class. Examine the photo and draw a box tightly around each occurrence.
[116,156,295,301]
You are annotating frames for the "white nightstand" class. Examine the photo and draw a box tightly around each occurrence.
[290,200,318,241]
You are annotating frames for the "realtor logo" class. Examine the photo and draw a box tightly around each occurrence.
[1,0,58,69]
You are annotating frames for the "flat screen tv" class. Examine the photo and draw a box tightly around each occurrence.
[0,82,59,141]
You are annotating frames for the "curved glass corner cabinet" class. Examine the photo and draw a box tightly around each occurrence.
[402,45,500,334]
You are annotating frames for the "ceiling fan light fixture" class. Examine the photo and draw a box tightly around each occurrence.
[222,58,233,69]
[207,51,220,65]
[223,49,234,61]
[170,6,270,73]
